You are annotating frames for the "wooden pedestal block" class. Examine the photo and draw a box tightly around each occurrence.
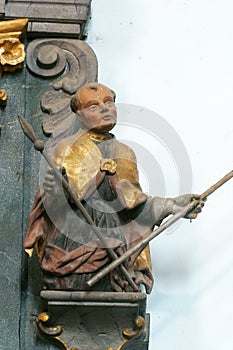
[38,291,150,350]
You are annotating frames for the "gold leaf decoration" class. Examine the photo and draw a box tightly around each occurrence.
[0,18,28,78]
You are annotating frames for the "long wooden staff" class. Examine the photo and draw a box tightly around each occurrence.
[86,170,233,288]
[18,115,139,292]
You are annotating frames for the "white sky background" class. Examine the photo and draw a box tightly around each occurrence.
[87,1,233,349]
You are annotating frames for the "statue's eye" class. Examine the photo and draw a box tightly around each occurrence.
[87,105,98,111]
[105,101,115,107]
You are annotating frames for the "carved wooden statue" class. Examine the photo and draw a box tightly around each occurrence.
[18,82,233,350]
[23,82,204,294]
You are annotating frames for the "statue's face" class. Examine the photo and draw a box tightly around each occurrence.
[76,85,117,132]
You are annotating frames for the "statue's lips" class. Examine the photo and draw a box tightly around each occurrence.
[102,115,113,121]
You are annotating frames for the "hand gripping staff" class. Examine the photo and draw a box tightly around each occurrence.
[18,115,139,292]
[87,170,233,288]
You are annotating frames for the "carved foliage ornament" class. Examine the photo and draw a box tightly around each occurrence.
[26,38,98,136]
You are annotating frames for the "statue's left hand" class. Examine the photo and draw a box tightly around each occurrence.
[172,194,205,219]
[110,268,130,292]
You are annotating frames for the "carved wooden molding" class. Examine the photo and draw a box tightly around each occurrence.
[1,0,92,38]
[26,38,98,136]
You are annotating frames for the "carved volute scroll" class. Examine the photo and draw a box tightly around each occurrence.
[26,38,98,137]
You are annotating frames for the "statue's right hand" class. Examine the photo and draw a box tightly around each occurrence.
[43,168,56,194]
[43,167,68,196]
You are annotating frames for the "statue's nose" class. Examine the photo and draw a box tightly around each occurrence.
[100,105,109,113]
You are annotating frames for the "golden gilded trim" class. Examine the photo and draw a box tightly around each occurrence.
[108,316,146,350]
[133,244,152,272]
[0,18,28,34]
[0,89,8,107]
[87,129,112,142]
[36,312,79,350]
[100,158,117,174]
[0,18,28,78]
[61,132,102,199]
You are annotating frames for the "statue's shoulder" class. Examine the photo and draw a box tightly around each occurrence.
[113,138,137,163]
[52,132,81,159]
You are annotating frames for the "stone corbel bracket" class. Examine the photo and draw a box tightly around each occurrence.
[37,312,146,350]
[37,291,150,350]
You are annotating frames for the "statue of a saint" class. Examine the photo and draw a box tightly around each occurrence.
[24,83,204,293]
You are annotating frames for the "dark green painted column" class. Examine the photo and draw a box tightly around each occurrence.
[20,66,59,350]
[0,69,26,349]
[0,63,57,349]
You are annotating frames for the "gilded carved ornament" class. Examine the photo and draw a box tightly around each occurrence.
[0,18,28,108]
[0,18,28,77]
[0,89,7,107]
